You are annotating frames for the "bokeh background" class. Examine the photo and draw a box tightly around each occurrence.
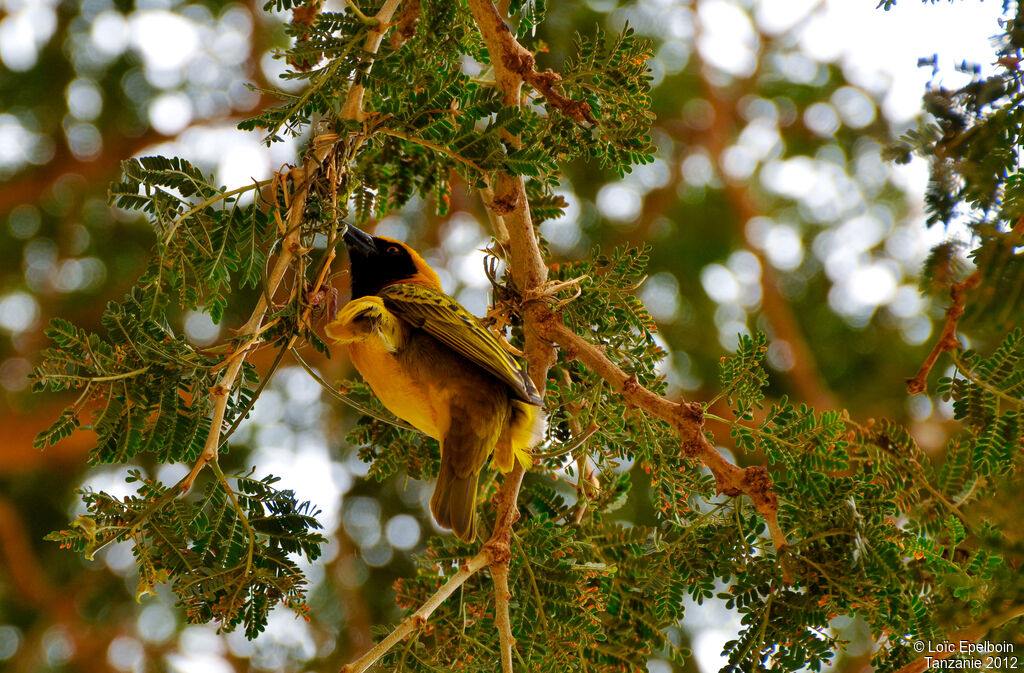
[0,0,1011,671]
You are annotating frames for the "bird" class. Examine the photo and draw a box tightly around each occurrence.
[325,224,545,542]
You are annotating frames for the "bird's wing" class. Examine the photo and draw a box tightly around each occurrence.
[380,283,543,405]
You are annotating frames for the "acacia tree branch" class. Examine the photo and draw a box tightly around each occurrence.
[491,556,516,673]
[463,0,593,123]
[182,168,312,491]
[331,3,544,670]
[465,7,789,573]
[560,368,600,522]
[377,127,488,176]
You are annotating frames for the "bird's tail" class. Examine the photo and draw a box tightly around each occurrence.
[430,462,479,543]
[493,400,546,472]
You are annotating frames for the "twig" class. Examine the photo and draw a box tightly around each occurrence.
[907,215,1024,394]
[466,13,792,588]
[511,533,549,635]
[906,272,980,395]
[480,463,529,673]
[949,350,1024,409]
[340,0,403,121]
[162,179,273,248]
[559,369,600,522]
[290,346,417,430]
[480,185,510,246]
[340,552,493,673]
[183,0,399,492]
[335,3,551,671]
[492,562,515,673]
[42,367,149,383]
[342,0,375,25]
[181,170,312,492]
[377,127,488,178]
[340,466,531,673]
[209,317,281,373]
[529,422,598,460]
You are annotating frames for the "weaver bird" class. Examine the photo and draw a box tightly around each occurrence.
[325,224,544,541]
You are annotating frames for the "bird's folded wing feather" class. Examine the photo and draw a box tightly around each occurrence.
[380,284,543,405]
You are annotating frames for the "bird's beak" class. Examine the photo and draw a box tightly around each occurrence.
[342,223,376,256]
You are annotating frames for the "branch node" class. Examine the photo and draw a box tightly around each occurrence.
[678,401,703,425]
[742,466,776,508]
[681,440,703,459]
[387,0,421,49]
[490,190,518,215]
[484,540,512,566]
[562,338,579,361]
[720,484,743,497]
[503,49,535,76]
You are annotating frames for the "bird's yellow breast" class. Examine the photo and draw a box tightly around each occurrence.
[347,338,447,440]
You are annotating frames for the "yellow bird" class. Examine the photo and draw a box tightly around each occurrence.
[325,224,545,542]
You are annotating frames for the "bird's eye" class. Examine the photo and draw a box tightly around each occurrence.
[386,245,401,255]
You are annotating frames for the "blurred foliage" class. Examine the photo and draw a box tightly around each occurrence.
[3,1,1024,673]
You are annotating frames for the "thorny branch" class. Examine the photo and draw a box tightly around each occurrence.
[337,2,554,672]
[181,168,312,491]
[340,0,403,121]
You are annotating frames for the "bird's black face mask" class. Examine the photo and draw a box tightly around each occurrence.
[343,224,419,298]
